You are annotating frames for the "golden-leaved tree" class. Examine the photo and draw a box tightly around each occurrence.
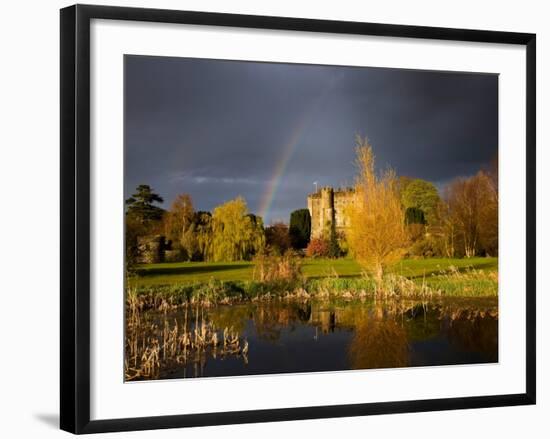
[211,197,265,261]
[346,136,409,281]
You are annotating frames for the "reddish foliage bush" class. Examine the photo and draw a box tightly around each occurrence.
[306,237,330,258]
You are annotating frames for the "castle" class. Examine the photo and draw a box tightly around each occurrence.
[307,187,355,238]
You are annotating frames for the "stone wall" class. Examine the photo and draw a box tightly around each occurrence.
[136,235,167,264]
[307,187,355,238]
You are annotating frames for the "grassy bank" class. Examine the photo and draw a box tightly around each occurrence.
[127,257,498,308]
[131,258,363,286]
[132,257,497,285]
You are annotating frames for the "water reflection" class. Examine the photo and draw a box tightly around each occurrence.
[125,297,498,381]
[349,319,409,369]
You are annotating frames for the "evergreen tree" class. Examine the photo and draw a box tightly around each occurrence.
[328,220,341,258]
[289,209,311,249]
[125,184,164,223]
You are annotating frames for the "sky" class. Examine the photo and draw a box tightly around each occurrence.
[124,55,498,225]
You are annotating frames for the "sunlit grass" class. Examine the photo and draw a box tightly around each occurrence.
[132,260,254,285]
[131,257,496,285]
[129,256,497,299]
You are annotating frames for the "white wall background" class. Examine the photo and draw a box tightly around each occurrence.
[0,0,546,437]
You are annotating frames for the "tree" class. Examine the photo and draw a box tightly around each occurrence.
[346,136,409,281]
[405,207,426,225]
[194,211,213,261]
[444,178,477,257]
[125,184,164,223]
[482,156,499,255]
[401,179,440,224]
[434,198,456,258]
[289,209,311,249]
[211,197,265,261]
[125,214,144,272]
[397,176,414,198]
[477,172,498,256]
[327,219,341,258]
[265,222,291,254]
[443,171,498,257]
[125,185,164,269]
[163,193,195,258]
[405,207,427,246]
[244,213,266,259]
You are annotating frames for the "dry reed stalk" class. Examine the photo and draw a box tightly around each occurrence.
[125,305,249,380]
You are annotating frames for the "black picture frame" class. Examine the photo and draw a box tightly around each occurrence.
[60,4,536,434]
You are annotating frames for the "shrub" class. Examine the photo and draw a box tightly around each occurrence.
[406,223,426,242]
[164,248,187,262]
[408,235,444,257]
[306,237,330,258]
[253,250,303,285]
[265,222,291,254]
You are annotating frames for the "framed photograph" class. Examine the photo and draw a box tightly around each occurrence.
[60,4,536,434]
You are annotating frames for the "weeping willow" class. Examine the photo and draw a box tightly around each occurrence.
[195,212,214,261]
[211,197,265,262]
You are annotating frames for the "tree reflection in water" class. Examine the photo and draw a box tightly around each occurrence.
[348,318,409,369]
[125,297,498,381]
[443,307,498,362]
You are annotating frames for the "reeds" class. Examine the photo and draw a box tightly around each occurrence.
[428,265,498,296]
[126,265,497,313]
[125,306,248,381]
[253,250,303,285]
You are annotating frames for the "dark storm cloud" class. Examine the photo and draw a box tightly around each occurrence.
[125,55,497,224]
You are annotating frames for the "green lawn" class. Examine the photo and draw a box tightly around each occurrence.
[131,257,498,287]
[390,257,497,279]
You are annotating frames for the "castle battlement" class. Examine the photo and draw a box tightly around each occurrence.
[307,186,355,238]
[307,186,354,198]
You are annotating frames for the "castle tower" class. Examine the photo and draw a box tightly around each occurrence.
[308,187,334,238]
[320,187,335,232]
[307,186,355,239]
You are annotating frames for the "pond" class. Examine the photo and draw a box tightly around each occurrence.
[125,297,498,381]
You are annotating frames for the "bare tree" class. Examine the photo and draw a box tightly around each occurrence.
[163,194,195,258]
[443,171,498,257]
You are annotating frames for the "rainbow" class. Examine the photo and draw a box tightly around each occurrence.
[257,117,309,223]
[257,74,342,223]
